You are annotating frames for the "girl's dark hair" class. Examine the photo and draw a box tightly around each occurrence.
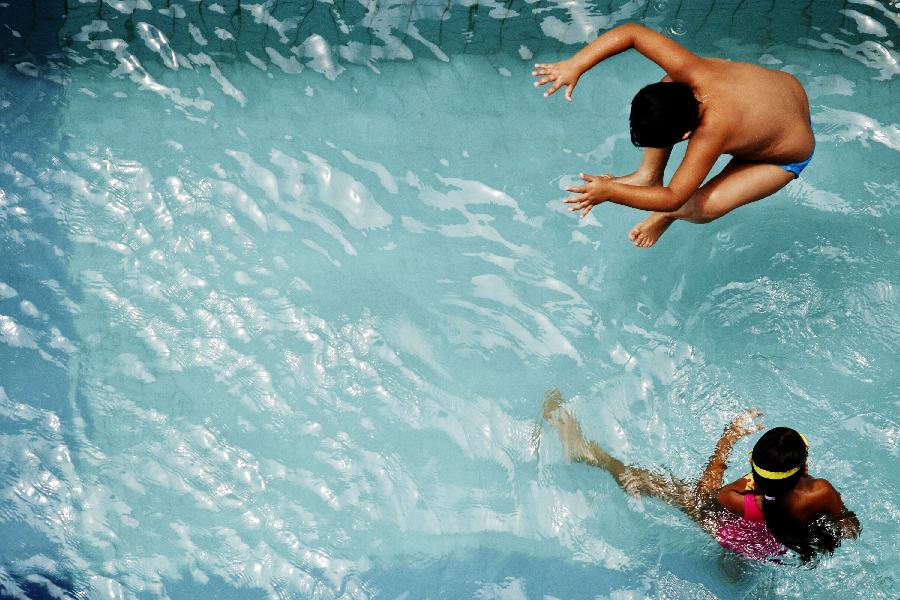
[629,82,700,148]
[752,427,842,563]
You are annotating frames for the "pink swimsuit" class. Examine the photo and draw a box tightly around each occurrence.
[742,492,765,522]
[715,493,785,560]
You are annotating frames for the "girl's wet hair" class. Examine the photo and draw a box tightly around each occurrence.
[752,427,842,563]
[751,427,807,495]
[629,81,700,148]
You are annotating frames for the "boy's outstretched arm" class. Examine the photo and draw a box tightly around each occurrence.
[533,23,702,100]
[565,129,724,216]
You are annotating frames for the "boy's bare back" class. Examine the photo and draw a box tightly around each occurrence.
[689,58,814,165]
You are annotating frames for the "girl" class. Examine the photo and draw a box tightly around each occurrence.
[542,391,859,562]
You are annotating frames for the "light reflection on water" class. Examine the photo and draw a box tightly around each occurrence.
[0,1,898,598]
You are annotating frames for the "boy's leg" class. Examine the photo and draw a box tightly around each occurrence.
[622,146,672,186]
[629,159,797,248]
[542,390,698,518]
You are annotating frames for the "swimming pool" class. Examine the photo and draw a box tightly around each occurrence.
[1,0,897,597]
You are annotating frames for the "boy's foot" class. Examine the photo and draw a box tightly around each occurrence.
[629,213,674,248]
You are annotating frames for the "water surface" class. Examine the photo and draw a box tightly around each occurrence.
[0,1,897,598]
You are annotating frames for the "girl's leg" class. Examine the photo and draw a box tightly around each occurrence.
[629,159,797,248]
[542,390,699,519]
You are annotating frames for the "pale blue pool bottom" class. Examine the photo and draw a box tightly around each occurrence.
[0,23,897,599]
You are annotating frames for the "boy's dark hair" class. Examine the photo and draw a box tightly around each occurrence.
[629,81,700,148]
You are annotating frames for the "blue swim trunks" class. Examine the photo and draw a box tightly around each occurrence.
[780,127,815,177]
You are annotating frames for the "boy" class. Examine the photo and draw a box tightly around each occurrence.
[533,23,814,248]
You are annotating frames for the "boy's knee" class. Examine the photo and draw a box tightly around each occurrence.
[688,191,726,222]
[682,201,715,224]
[689,213,717,224]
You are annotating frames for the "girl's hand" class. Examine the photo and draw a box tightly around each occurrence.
[564,173,613,218]
[724,409,764,441]
[532,60,582,101]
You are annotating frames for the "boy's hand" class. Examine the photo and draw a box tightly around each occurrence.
[532,60,582,101]
[564,173,613,217]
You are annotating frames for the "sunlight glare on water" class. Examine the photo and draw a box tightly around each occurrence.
[0,1,897,598]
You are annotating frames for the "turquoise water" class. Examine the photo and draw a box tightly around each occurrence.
[1,1,897,598]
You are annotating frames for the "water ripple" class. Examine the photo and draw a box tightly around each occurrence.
[1,2,898,598]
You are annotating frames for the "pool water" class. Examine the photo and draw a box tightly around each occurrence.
[1,1,897,598]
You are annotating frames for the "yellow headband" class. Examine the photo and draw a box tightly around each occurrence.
[751,463,800,480]
[750,433,809,480]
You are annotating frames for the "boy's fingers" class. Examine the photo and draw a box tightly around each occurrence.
[580,205,594,218]
[565,84,574,101]
[566,196,593,207]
